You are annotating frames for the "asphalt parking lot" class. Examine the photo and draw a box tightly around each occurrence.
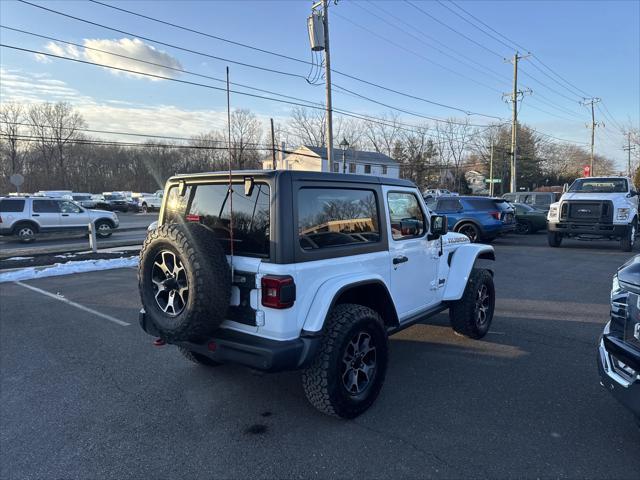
[1,233,639,479]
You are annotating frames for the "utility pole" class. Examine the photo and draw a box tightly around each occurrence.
[489,141,494,197]
[503,52,530,193]
[624,131,637,177]
[580,97,601,176]
[270,118,277,169]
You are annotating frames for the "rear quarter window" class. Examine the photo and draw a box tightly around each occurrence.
[0,199,25,212]
[465,198,497,210]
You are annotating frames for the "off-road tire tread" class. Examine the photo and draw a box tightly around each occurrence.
[449,268,494,339]
[302,304,387,418]
[138,223,230,342]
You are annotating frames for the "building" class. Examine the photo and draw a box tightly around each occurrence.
[465,170,489,195]
[262,145,400,178]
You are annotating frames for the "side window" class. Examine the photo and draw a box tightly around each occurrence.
[387,192,426,241]
[534,195,550,206]
[32,200,60,213]
[298,188,379,250]
[164,185,191,223]
[437,199,461,212]
[0,199,25,212]
[59,201,82,213]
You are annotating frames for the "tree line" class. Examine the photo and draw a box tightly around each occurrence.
[1,101,635,195]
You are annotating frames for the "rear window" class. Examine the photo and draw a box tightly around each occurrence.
[0,199,25,212]
[166,182,270,258]
[436,199,461,212]
[298,188,379,250]
[465,198,498,210]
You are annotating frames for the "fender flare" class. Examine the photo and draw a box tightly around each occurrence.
[301,273,394,333]
[442,244,495,301]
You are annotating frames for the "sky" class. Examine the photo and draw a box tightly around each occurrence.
[0,0,638,169]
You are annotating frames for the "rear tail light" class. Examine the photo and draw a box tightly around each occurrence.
[489,211,501,220]
[261,275,296,309]
[186,214,201,222]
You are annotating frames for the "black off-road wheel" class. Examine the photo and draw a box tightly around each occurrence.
[620,221,636,252]
[138,223,231,342]
[456,223,480,243]
[302,304,388,419]
[449,268,495,339]
[178,346,222,367]
[548,231,562,247]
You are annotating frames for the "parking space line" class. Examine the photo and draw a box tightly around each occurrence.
[14,281,130,327]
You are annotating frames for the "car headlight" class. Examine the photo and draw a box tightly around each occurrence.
[611,274,621,297]
[616,208,630,220]
[548,206,558,220]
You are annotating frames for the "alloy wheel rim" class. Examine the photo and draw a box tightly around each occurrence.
[98,223,110,232]
[475,284,490,326]
[341,331,377,396]
[151,250,189,316]
[19,227,33,238]
[460,225,477,242]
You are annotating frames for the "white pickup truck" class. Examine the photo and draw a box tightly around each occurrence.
[137,190,164,213]
[547,176,639,251]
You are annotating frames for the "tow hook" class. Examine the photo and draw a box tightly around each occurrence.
[153,338,166,346]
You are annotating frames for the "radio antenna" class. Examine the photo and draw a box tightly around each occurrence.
[226,66,234,279]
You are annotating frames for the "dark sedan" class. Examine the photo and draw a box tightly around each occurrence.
[512,203,547,234]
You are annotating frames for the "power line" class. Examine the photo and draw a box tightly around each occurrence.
[331,9,504,94]
[404,0,506,59]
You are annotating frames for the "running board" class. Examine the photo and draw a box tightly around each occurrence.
[387,303,449,336]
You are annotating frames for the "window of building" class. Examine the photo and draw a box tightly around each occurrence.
[332,162,340,173]
[387,192,426,240]
[382,165,388,175]
[298,188,380,250]
[364,164,371,174]
[349,163,356,174]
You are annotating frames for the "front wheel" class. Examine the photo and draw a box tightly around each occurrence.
[302,304,388,419]
[141,203,149,214]
[449,268,495,339]
[548,231,562,247]
[94,220,113,238]
[620,221,636,252]
[516,221,532,235]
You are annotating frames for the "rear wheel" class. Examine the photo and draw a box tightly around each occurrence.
[548,231,562,247]
[620,221,636,252]
[516,220,532,235]
[449,268,495,339]
[14,223,37,243]
[141,203,149,214]
[302,304,388,419]
[178,347,222,367]
[456,223,480,243]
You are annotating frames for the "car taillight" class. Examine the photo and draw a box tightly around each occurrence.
[186,214,201,222]
[261,275,296,309]
[489,211,501,220]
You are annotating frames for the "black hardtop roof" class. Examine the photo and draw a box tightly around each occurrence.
[169,169,416,188]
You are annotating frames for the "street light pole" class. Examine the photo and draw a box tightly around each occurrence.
[339,138,349,173]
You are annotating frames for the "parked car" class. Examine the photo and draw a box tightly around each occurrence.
[598,255,640,428]
[71,193,97,209]
[34,190,73,199]
[90,194,111,211]
[102,193,131,212]
[423,188,458,198]
[547,176,638,251]
[138,170,496,418]
[137,190,164,213]
[0,196,119,242]
[502,191,558,212]
[512,203,547,234]
[426,196,515,243]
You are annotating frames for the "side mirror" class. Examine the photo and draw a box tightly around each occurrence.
[562,183,569,193]
[627,190,638,198]
[428,214,448,240]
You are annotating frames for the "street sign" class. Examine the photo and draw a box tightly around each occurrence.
[9,173,24,193]
[583,165,591,177]
[485,178,502,183]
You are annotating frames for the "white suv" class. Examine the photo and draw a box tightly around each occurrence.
[138,171,496,418]
[0,196,119,242]
[547,176,638,251]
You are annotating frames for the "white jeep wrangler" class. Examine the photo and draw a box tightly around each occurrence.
[547,176,639,251]
[138,171,496,418]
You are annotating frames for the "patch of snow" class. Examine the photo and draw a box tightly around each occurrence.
[54,254,77,259]
[0,256,138,283]
[3,256,34,261]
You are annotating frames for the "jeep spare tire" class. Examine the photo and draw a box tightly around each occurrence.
[138,223,231,342]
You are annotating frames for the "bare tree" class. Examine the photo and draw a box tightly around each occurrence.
[364,112,402,157]
[0,103,25,181]
[229,109,262,169]
[287,106,326,147]
[434,118,472,191]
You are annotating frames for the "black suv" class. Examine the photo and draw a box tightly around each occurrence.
[599,255,640,427]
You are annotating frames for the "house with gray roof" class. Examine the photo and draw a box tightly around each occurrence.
[262,145,400,178]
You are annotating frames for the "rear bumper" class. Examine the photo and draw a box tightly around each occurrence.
[598,333,640,418]
[0,227,13,235]
[139,309,322,372]
[549,221,628,237]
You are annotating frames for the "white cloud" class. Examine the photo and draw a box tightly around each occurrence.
[33,53,52,64]
[42,38,182,81]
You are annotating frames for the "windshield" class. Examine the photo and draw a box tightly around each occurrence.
[105,194,124,200]
[568,178,627,193]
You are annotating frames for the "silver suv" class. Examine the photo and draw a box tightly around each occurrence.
[0,196,119,242]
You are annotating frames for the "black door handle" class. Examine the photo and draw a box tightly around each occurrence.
[61,214,69,216]
[32,214,40,217]
[393,255,408,265]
